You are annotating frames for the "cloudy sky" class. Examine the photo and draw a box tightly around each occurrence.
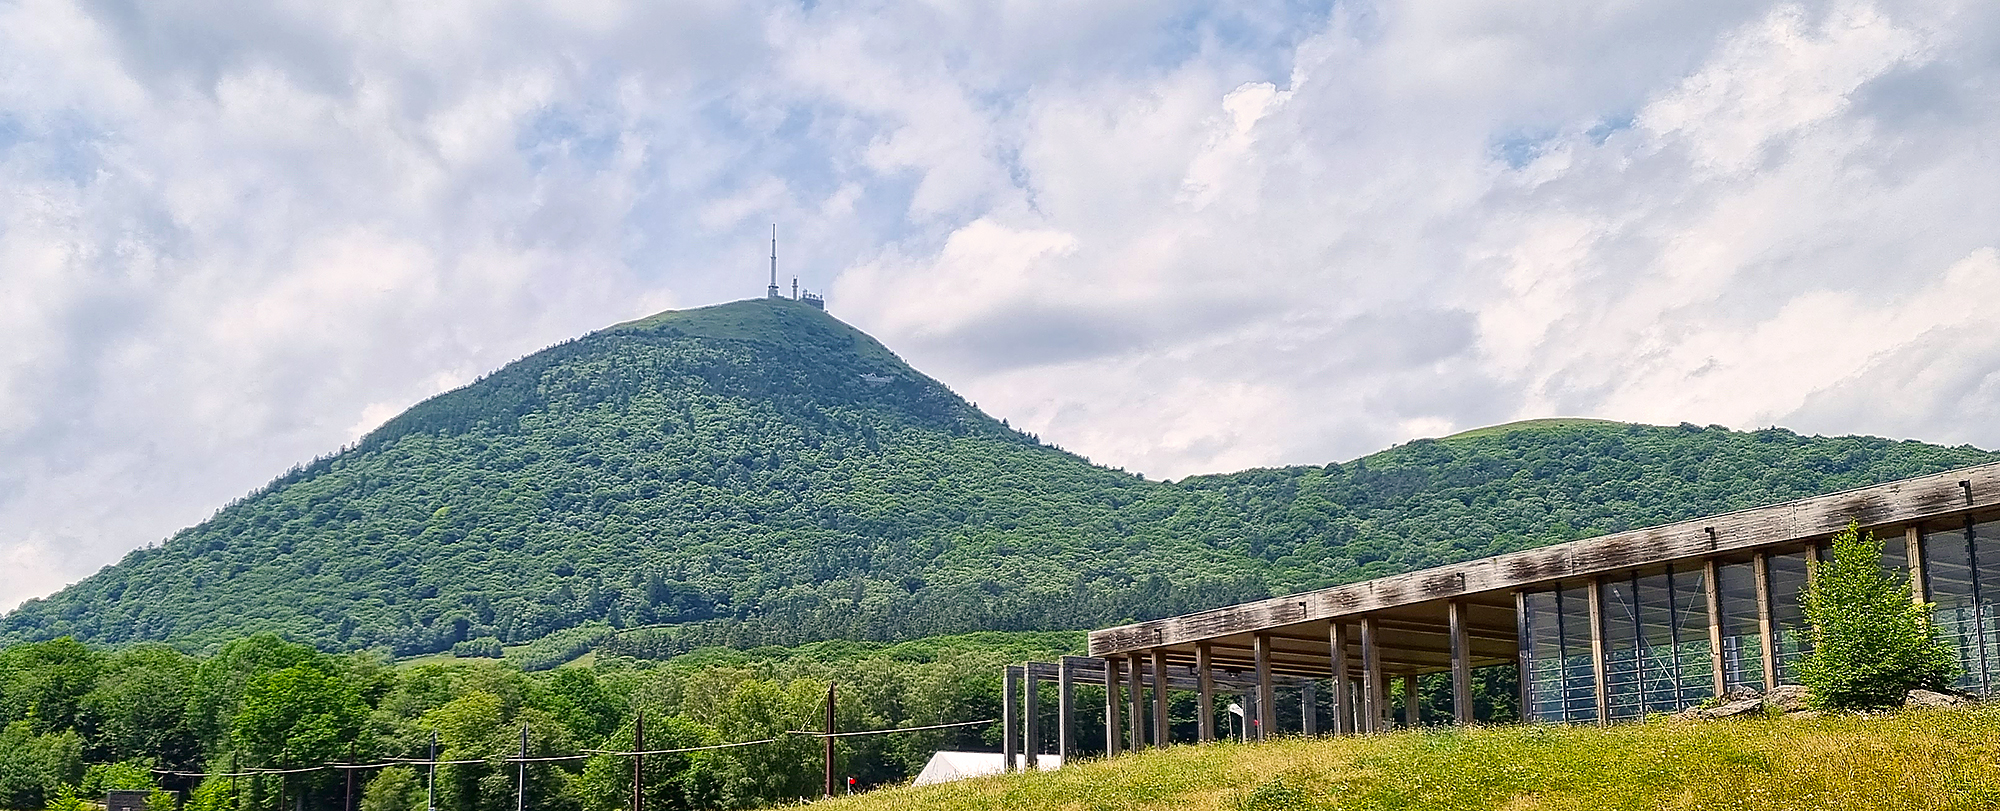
[5,0,2000,610]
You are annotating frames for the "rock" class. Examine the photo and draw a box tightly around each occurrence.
[1701,698,1766,719]
[1762,685,1811,713]
[1719,686,1763,703]
[1906,689,1972,709]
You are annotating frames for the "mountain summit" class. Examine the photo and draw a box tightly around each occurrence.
[4,299,1993,655]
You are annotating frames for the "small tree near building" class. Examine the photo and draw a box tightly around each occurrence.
[1797,521,1956,711]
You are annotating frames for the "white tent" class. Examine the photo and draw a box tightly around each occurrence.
[910,752,1063,786]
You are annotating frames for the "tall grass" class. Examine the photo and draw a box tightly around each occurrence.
[821,706,2000,811]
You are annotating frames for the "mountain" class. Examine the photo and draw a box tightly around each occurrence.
[4,299,1994,656]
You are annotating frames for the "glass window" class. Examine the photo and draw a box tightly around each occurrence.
[1634,572,1680,711]
[1671,566,1715,701]
[1524,590,1564,722]
[1558,586,1599,723]
[1767,552,1810,684]
[1972,518,2000,695]
[1717,562,1765,691]
[1602,578,1642,721]
[1924,523,1985,693]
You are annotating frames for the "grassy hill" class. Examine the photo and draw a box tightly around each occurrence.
[828,707,2000,811]
[4,298,1995,657]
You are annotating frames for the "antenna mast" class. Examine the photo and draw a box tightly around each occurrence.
[767,224,780,299]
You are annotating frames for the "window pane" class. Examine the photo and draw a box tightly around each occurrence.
[1717,562,1764,692]
[1671,566,1714,701]
[1924,524,1985,693]
[1525,590,1564,722]
[1558,586,1599,723]
[1768,552,1810,684]
[1602,578,1642,720]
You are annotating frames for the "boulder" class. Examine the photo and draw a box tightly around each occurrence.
[1762,685,1811,713]
[1906,689,1973,709]
[1699,698,1766,719]
[1719,686,1762,703]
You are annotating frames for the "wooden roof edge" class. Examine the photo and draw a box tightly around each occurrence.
[1089,460,2000,657]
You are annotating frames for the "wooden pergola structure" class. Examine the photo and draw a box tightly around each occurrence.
[1045,460,2000,757]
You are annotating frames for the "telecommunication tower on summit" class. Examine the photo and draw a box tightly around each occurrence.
[767,224,781,299]
[765,224,825,310]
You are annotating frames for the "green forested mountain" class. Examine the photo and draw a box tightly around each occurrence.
[3,299,1993,657]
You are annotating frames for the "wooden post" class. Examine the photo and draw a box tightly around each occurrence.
[1754,552,1778,688]
[1402,675,1420,727]
[1024,665,1040,771]
[1448,599,1473,725]
[1103,657,1122,756]
[1002,668,1018,771]
[1300,681,1317,736]
[1195,643,1216,743]
[1704,559,1726,695]
[1587,578,1609,725]
[1908,526,1927,604]
[1150,648,1170,748]
[1514,591,1532,723]
[1360,617,1384,733]
[1329,622,1353,735]
[1058,659,1076,759]
[1126,652,1145,751]
[1253,633,1276,741]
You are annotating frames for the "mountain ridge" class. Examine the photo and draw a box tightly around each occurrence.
[5,298,1993,655]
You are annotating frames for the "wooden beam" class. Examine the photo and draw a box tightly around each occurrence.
[1301,681,1317,736]
[1103,657,1122,757]
[1253,633,1275,742]
[1091,462,2000,657]
[1002,666,1019,772]
[1361,617,1384,733]
[1448,599,1473,725]
[1754,551,1777,689]
[1150,649,1170,748]
[1196,643,1215,743]
[1514,590,1531,723]
[1126,652,1145,752]
[1588,578,1609,725]
[1057,658,1075,759]
[1024,662,1040,771]
[1402,674,1420,727]
[1330,622,1353,735]
[1908,526,1927,605]
[1704,559,1725,696]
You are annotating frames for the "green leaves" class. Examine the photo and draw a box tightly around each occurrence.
[1798,521,1958,710]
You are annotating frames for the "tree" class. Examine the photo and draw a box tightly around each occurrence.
[1797,521,1957,710]
[230,665,367,803]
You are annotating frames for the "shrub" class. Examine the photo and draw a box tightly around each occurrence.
[1797,521,1956,710]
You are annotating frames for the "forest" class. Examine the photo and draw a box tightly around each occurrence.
[0,630,1520,811]
[4,299,1995,659]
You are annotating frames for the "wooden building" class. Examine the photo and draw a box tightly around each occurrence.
[1033,461,2000,754]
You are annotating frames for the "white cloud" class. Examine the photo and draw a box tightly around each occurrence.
[4,0,2000,610]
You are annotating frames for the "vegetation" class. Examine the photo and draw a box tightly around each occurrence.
[5,299,1995,659]
[1798,521,1957,711]
[825,707,2000,811]
[0,631,1087,811]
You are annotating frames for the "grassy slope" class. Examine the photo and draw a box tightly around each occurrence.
[828,707,2000,811]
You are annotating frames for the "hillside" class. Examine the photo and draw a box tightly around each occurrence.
[3,298,1995,656]
[822,706,2000,811]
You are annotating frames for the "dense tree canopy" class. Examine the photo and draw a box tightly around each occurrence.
[3,300,1994,659]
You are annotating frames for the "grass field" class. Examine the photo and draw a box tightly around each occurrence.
[824,706,2000,811]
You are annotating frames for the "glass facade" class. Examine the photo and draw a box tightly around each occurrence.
[1921,518,2000,694]
[1524,518,2000,724]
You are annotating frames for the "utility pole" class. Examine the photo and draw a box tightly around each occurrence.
[517,724,528,811]
[631,713,644,811]
[427,731,437,811]
[276,757,285,811]
[229,751,239,811]
[345,743,357,811]
[823,682,837,800]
